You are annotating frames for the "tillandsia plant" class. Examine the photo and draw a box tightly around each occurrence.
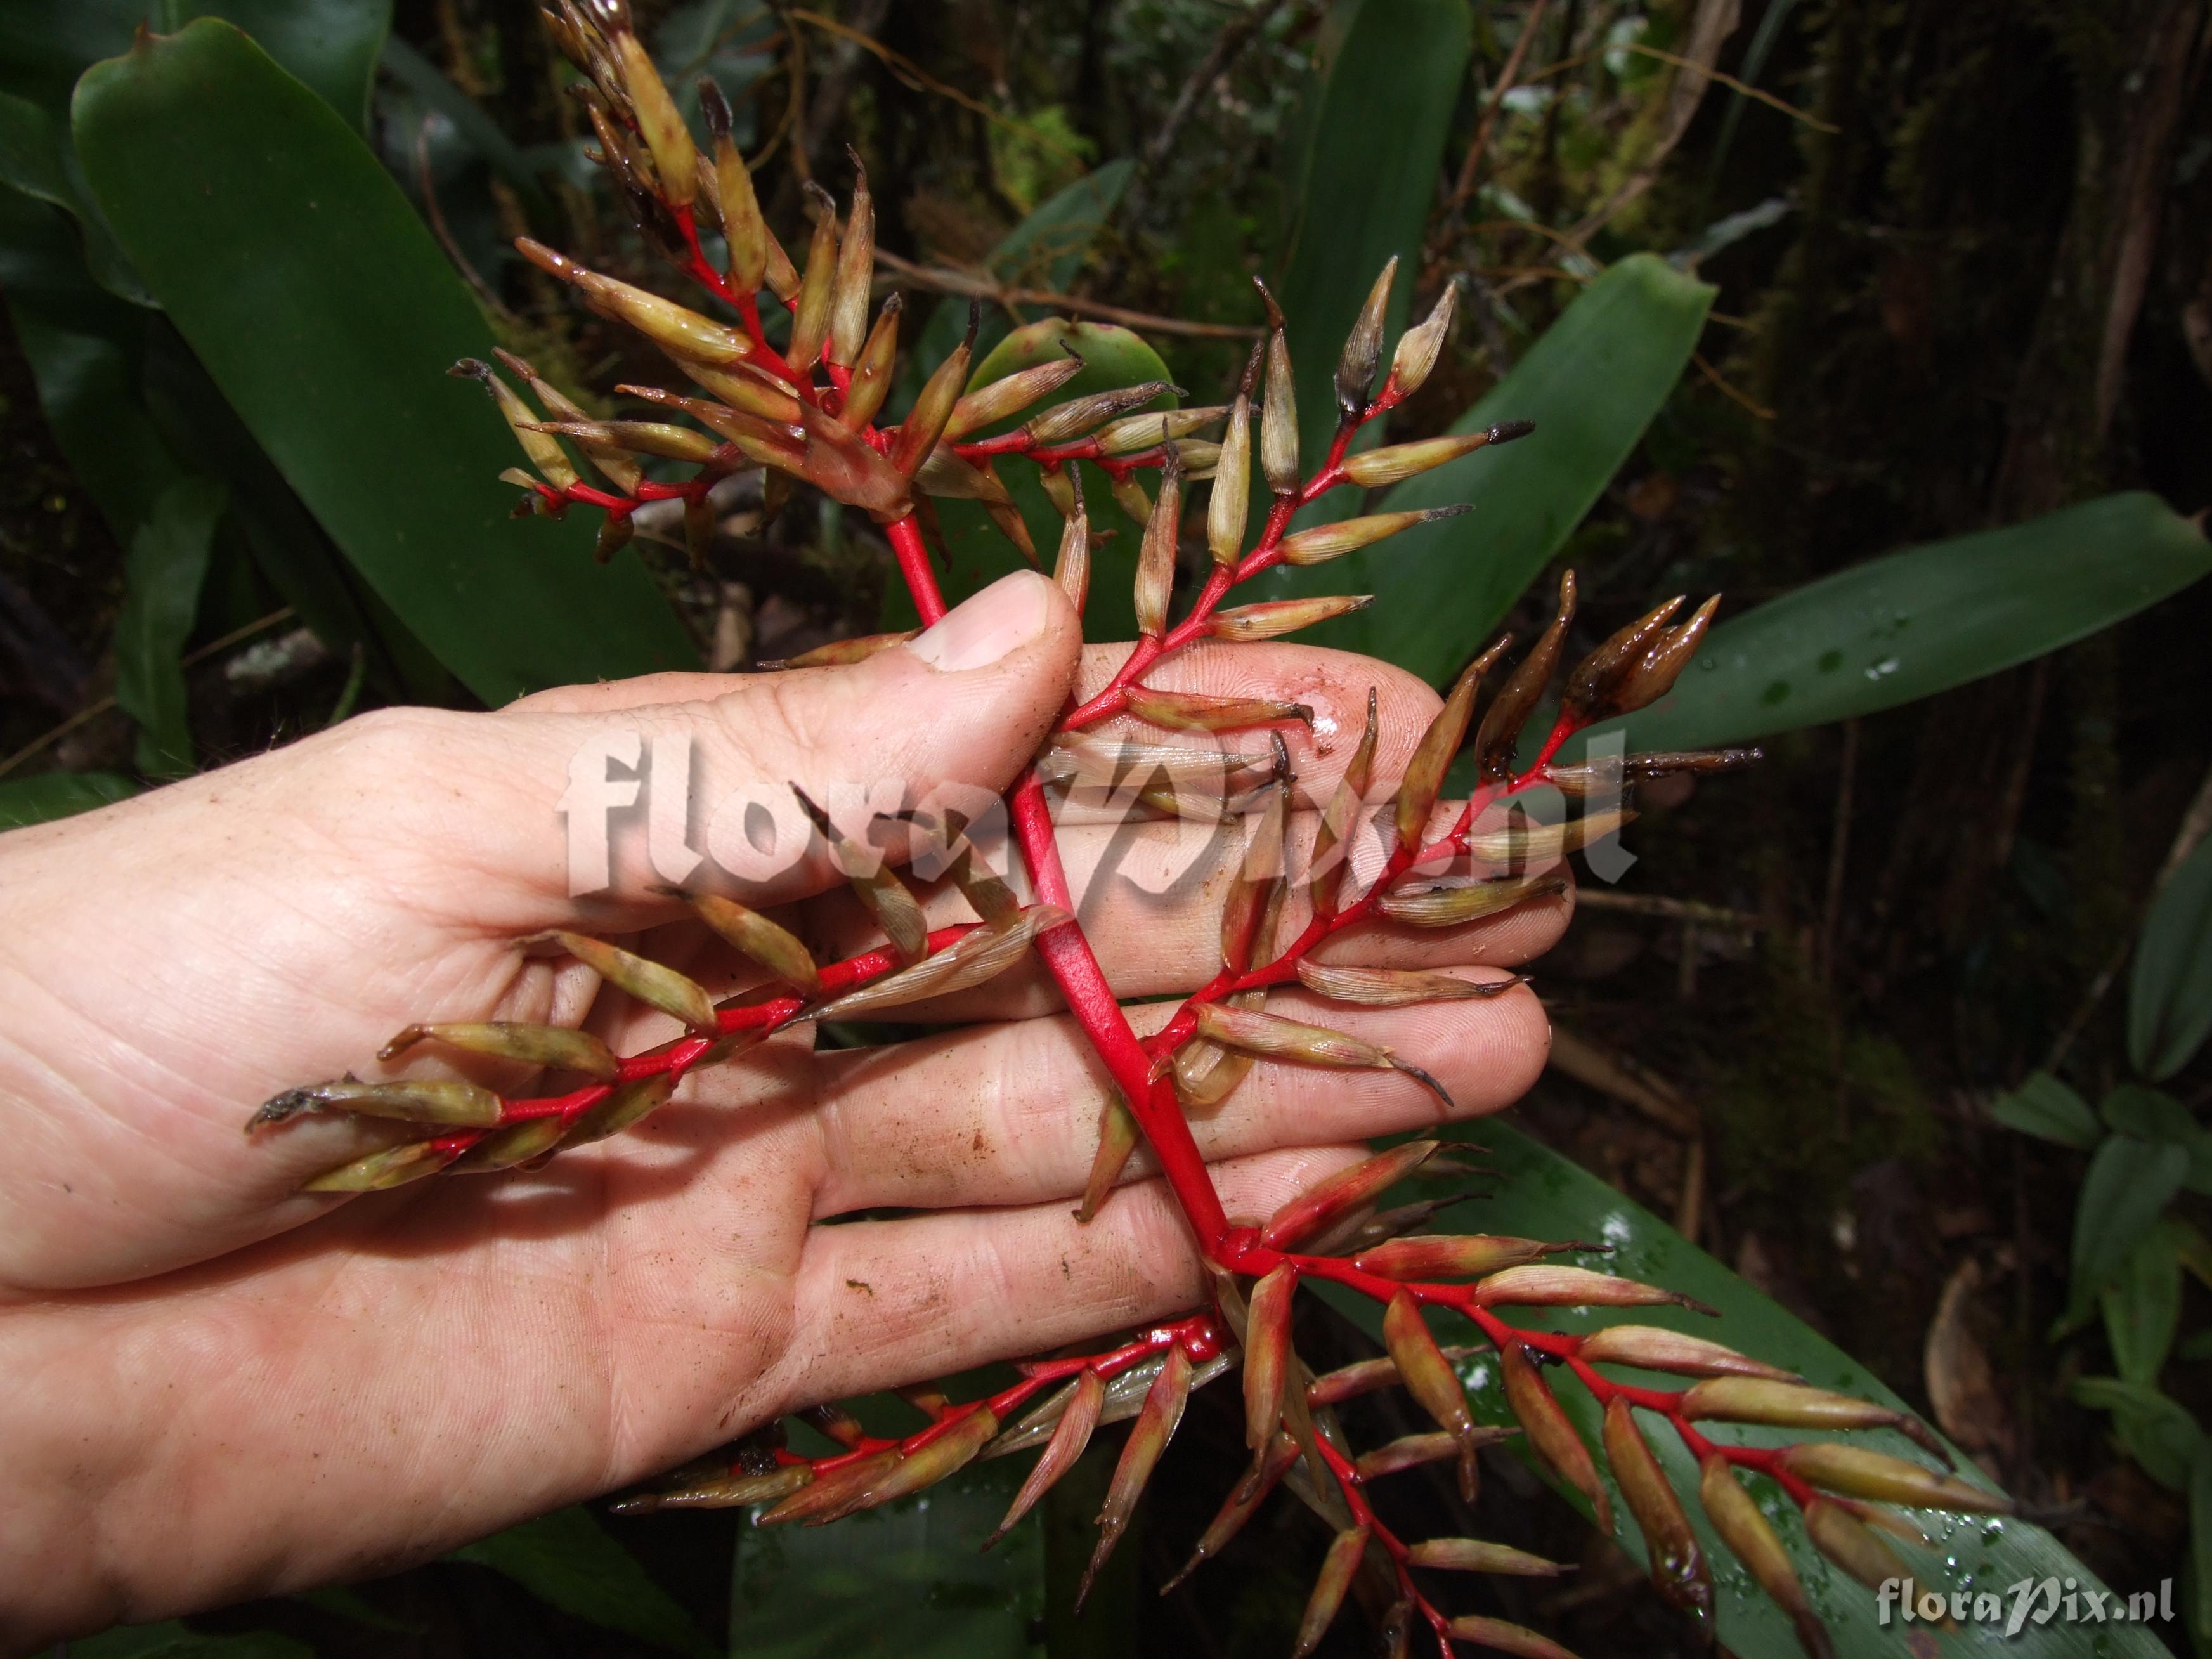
[244,5,2012,1655]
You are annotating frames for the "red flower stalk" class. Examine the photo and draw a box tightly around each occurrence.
[249,8,2008,1655]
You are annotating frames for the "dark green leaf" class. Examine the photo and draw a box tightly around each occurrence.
[2069,1377,2204,1492]
[2132,834,2212,1082]
[727,1452,1046,1658]
[1991,1070,2102,1150]
[75,21,696,704]
[1260,255,1714,684]
[2102,1219,2186,1386]
[1311,1120,2163,1656]
[114,475,225,776]
[451,1506,713,1658]
[1277,0,1470,473]
[2067,1136,2191,1330]
[0,770,139,829]
[2102,1082,2201,1144]
[1595,493,2212,753]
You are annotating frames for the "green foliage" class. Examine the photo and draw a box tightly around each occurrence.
[112,476,226,776]
[1276,0,1469,478]
[2133,835,2212,1083]
[1603,493,2212,753]
[449,1504,715,1658]
[73,20,694,707]
[0,769,138,828]
[1991,1071,2103,1150]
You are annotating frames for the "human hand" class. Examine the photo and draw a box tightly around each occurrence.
[0,571,1563,1644]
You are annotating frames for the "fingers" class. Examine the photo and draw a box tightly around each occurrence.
[775,1144,1364,1407]
[318,570,1082,933]
[774,968,1548,1216]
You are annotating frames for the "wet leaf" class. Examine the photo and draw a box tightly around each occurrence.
[2131,834,2212,1082]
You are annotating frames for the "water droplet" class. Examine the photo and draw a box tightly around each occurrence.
[1864,656,1900,680]
[1817,648,1844,673]
[1760,679,1792,705]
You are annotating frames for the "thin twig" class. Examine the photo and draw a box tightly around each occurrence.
[873,247,1262,338]
[1692,349,1774,419]
[0,606,297,782]
[1119,0,1296,233]
[1573,888,1764,930]
[783,6,1089,165]
[1444,0,1552,218]
[1817,717,1858,985]
[415,115,508,316]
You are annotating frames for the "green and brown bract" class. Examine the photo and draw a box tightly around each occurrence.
[251,4,2001,1654]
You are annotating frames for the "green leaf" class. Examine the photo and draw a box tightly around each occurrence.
[2066,1136,2191,1330]
[113,475,225,776]
[727,1453,1046,1659]
[1991,1070,2103,1149]
[450,1505,713,1658]
[1259,255,1714,684]
[2102,1082,2201,1143]
[0,770,139,829]
[889,319,1176,637]
[75,20,696,706]
[2132,834,2212,1082]
[1277,0,1470,474]
[1596,493,2212,753]
[2070,1377,2204,1492]
[1311,1120,2164,1657]
[70,1621,313,1659]
[2102,1218,2186,1385]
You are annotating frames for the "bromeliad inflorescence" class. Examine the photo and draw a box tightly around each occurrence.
[249,4,2006,1654]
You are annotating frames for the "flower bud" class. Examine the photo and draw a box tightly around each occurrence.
[945,356,1087,441]
[1338,419,1533,486]
[1389,278,1459,397]
[249,1077,504,1131]
[1261,1140,1439,1249]
[1395,634,1509,847]
[1444,1617,1578,1659]
[893,324,976,476]
[1777,1443,2008,1513]
[1261,313,1298,492]
[1052,468,1091,611]
[613,31,694,206]
[1291,1526,1368,1659]
[1276,503,1471,568]
[1405,1537,1568,1576]
[1077,1095,1140,1222]
[839,293,902,429]
[787,187,840,372]
[1499,1339,1612,1531]
[452,360,580,488]
[698,79,781,294]
[1377,870,1569,927]
[1093,405,1226,455]
[1613,595,1719,715]
[1189,1003,1449,1109]
[791,784,929,960]
[535,930,719,1031]
[379,1022,618,1081]
[854,1406,999,1513]
[685,892,820,993]
[1577,1324,1797,1381]
[1681,1379,1945,1456]
[1353,1233,1577,1280]
[1561,592,1684,723]
[1206,394,1251,567]
[516,238,751,365]
[301,1137,467,1192]
[1698,1454,1831,1658]
[1133,450,1181,639]
[827,162,875,367]
[1803,1499,1908,1591]
[1335,256,1396,420]
[767,630,916,670]
[1079,1344,1192,1608]
[1477,1265,1714,1314]
[618,381,802,441]
[989,1370,1102,1547]
[1025,381,1179,445]
[612,1462,810,1513]
[1603,1397,1712,1626]
[809,907,1068,1020]
[1123,687,1312,733]
[1474,568,1576,782]
[1383,1291,1480,1500]
[758,1448,902,1526]
[448,1115,571,1174]
[568,1072,682,1142]
[1296,961,1522,1008]
[1242,1263,1298,1450]
[1208,594,1374,644]
[524,418,723,465]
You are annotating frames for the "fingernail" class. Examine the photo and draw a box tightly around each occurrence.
[906,571,1055,673]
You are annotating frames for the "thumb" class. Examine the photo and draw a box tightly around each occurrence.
[432,569,1081,925]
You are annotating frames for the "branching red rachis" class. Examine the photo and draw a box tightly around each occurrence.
[249,6,2010,1655]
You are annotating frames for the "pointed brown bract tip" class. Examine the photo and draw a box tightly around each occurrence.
[448,358,494,385]
[1490,419,1536,444]
[376,1024,429,1062]
[1252,275,1287,332]
[1389,1058,1456,1112]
